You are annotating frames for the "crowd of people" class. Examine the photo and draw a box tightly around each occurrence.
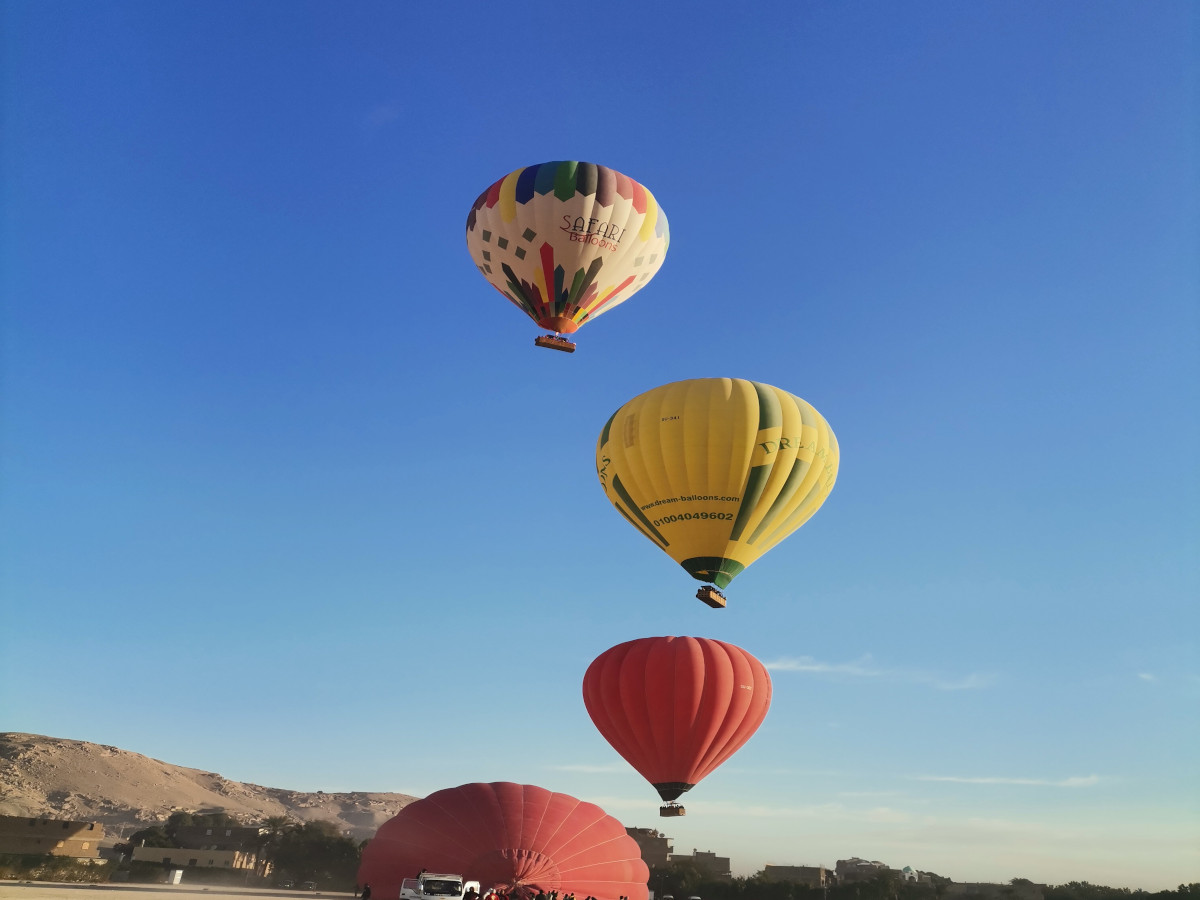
[477,891,629,900]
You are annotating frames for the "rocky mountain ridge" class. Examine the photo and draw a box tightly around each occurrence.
[0,733,418,842]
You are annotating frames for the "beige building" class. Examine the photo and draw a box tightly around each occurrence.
[130,846,260,871]
[761,865,830,887]
[0,815,104,859]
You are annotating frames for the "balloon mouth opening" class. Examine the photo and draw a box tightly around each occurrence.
[536,316,580,335]
[652,782,694,802]
[680,558,745,589]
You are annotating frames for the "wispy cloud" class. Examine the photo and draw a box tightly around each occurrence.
[915,774,1101,788]
[1137,672,1157,682]
[766,654,993,690]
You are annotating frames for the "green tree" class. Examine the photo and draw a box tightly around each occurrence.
[271,820,361,889]
[128,826,174,848]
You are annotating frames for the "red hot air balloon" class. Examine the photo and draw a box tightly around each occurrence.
[357,782,649,900]
[582,636,772,817]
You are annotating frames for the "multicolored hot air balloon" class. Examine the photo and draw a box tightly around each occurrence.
[583,636,772,816]
[357,782,649,900]
[465,161,669,352]
[595,378,839,606]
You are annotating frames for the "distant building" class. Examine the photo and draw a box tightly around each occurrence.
[761,865,830,887]
[128,823,271,876]
[835,858,891,884]
[626,828,673,869]
[672,849,731,879]
[0,815,105,859]
[131,846,261,871]
[172,825,264,852]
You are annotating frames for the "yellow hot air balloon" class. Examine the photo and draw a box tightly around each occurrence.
[465,161,669,352]
[595,378,839,606]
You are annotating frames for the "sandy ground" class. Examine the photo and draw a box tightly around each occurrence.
[0,885,354,900]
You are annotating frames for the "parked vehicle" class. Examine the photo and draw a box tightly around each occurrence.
[399,873,481,900]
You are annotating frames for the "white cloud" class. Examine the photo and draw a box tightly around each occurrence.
[1137,672,1157,682]
[765,654,993,690]
[914,774,1101,788]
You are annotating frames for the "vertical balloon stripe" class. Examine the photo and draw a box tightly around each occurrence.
[570,258,604,306]
[594,645,647,771]
[515,165,540,204]
[618,642,661,777]
[630,180,647,214]
[730,464,773,542]
[655,209,669,239]
[533,161,558,195]
[575,162,598,196]
[611,475,669,546]
[498,171,521,223]
[567,267,588,307]
[554,161,579,201]
[637,193,658,242]
[680,640,730,777]
[753,381,783,428]
[644,639,680,775]
[539,243,556,320]
[501,264,541,319]
[485,176,504,208]
[611,496,659,545]
[595,166,616,207]
[746,453,812,545]
[694,645,760,779]
[612,170,634,200]
[552,265,567,315]
[599,411,617,448]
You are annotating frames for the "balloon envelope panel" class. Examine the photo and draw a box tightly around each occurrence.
[583,636,772,801]
[358,782,649,900]
[466,161,669,334]
[595,378,839,589]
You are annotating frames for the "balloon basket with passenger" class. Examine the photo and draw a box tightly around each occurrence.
[695,585,726,608]
[659,802,686,817]
[534,333,576,353]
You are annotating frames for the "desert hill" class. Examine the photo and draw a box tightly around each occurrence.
[0,733,418,842]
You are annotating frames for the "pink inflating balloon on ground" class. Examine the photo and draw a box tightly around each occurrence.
[357,782,649,900]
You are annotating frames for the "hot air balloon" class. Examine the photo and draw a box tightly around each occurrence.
[465,161,669,352]
[357,782,649,900]
[595,377,839,607]
[583,636,772,816]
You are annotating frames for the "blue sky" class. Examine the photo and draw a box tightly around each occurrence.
[2,0,1197,890]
